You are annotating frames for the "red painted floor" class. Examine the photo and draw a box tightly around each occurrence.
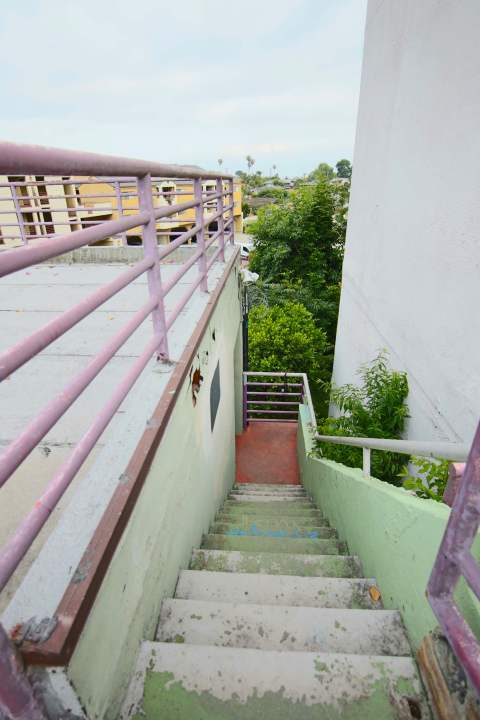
[235,421,300,485]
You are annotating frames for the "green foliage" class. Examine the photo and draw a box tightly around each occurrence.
[335,159,352,178]
[249,178,344,343]
[242,201,251,217]
[255,187,288,201]
[309,162,335,181]
[246,278,340,349]
[248,302,330,388]
[315,352,409,485]
[400,456,450,501]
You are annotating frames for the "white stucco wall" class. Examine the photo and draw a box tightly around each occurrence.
[332,0,480,443]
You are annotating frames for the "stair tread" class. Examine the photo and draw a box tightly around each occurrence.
[216,513,329,527]
[230,488,306,495]
[176,570,382,609]
[229,494,308,502]
[190,549,363,577]
[158,598,410,656]
[124,642,429,719]
[227,494,317,512]
[221,503,322,516]
[211,522,336,539]
[202,534,346,555]
[234,484,303,489]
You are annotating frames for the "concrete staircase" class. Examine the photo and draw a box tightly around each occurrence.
[124,484,429,719]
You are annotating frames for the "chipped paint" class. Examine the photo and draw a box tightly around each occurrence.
[129,645,427,720]
[190,549,362,578]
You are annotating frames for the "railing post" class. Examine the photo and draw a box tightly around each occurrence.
[229,178,235,243]
[137,173,169,360]
[362,447,371,477]
[0,623,47,720]
[193,178,208,292]
[216,177,225,262]
[242,372,248,430]
[10,182,27,245]
[114,181,127,246]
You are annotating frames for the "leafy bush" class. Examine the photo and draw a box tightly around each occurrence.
[242,201,251,217]
[246,278,341,347]
[399,456,450,501]
[255,187,288,201]
[315,352,409,485]
[248,301,330,395]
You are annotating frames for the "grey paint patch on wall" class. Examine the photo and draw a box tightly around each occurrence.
[210,362,221,431]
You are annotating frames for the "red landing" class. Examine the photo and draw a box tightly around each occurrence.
[235,421,300,485]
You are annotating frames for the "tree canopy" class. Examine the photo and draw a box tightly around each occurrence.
[248,178,345,342]
[335,159,352,179]
[248,302,329,384]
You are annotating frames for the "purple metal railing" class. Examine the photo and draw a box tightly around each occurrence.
[427,420,480,695]
[0,142,236,719]
[243,371,315,427]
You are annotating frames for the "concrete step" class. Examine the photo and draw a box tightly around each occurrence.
[233,483,303,491]
[175,570,383,609]
[158,599,411,656]
[201,534,346,555]
[124,642,429,719]
[222,501,320,516]
[231,486,306,495]
[229,492,307,502]
[226,495,313,504]
[190,549,363,577]
[216,512,329,529]
[211,521,337,539]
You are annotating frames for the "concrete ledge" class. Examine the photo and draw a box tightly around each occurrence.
[45,244,220,265]
[297,405,480,651]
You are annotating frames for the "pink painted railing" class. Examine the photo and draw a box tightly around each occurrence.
[427,420,480,696]
[243,371,316,428]
[0,142,236,718]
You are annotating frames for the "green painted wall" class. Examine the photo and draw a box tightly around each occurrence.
[297,405,480,651]
[68,264,243,720]
[233,322,244,435]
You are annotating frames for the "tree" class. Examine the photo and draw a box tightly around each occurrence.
[311,162,335,181]
[217,158,223,170]
[246,155,255,173]
[248,178,345,342]
[335,158,352,179]
[248,302,330,388]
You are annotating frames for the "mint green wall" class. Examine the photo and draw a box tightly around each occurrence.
[233,321,244,435]
[297,405,480,651]
[68,264,242,720]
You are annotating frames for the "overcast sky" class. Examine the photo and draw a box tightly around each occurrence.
[0,0,367,177]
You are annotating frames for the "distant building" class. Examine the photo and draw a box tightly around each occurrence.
[0,176,243,248]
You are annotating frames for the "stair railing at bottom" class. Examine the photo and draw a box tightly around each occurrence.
[246,368,480,696]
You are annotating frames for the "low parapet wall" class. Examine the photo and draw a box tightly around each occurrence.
[297,405,480,651]
[65,259,243,718]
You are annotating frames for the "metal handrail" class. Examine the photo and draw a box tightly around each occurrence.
[315,433,470,462]
[243,371,316,427]
[0,141,232,180]
[245,369,480,697]
[0,142,236,597]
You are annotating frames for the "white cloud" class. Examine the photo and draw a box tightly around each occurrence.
[0,0,367,175]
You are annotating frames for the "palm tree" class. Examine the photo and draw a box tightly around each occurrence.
[246,155,255,173]
[272,164,277,176]
[217,158,223,170]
